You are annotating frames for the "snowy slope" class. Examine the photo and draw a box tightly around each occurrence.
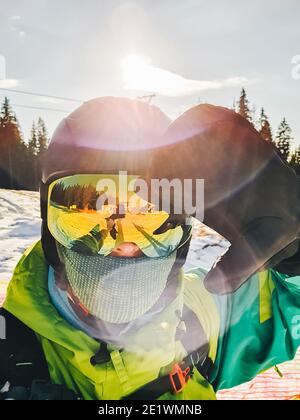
[0,188,299,400]
[0,189,41,282]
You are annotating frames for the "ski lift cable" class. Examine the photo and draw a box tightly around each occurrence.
[12,103,73,113]
[0,87,84,103]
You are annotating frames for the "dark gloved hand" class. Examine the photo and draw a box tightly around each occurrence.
[151,104,300,294]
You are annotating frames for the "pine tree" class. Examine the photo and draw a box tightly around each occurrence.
[25,118,50,190]
[0,97,14,123]
[259,108,273,142]
[295,146,300,165]
[36,117,49,155]
[28,122,38,156]
[0,97,24,189]
[26,122,40,190]
[275,118,292,162]
[290,145,300,175]
[238,88,252,123]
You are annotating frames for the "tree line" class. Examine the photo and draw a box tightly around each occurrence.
[236,88,300,174]
[51,182,99,210]
[0,91,299,192]
[0,97,49,190]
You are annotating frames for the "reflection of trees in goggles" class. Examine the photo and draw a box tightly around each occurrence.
[48,175,189,257]
[50,180,154,215]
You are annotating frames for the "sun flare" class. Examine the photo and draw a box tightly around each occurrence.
[121,54,151,87]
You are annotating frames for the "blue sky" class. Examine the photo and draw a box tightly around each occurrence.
[0,0,299,146]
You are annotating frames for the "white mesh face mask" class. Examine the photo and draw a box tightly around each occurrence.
[58,244,177,324]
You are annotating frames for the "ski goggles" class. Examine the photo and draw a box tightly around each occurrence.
[47,173,191,258]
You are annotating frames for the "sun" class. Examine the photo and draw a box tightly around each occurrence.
[121,54,152,89]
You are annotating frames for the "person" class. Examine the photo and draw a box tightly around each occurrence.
[0,97,299,400]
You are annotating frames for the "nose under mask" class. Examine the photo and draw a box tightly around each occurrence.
[57,244,177,324]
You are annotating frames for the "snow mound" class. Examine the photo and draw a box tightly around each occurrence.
[0,189,41,282]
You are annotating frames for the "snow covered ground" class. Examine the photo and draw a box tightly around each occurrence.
[0,188,299,400]
[0,189,41,283]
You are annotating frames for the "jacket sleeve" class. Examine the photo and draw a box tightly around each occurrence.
[0,308,50,391]
[210,269,300,391]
